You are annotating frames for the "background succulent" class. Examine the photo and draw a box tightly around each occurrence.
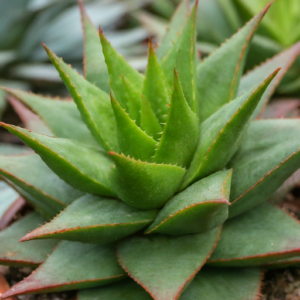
[1,1,300,300]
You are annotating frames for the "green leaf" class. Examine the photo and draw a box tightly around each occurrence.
[0,181,22,230]
[0,154,84,214]
[156,0,189,61]
[3,87,98,146]
[9,96,53,136]
[238,42,300,119]
[120,75,142,126]
[1,241,126,298]
[111,96,157,162]
[109,152,186,209]
[79,0,109,93]
[145,170,231,235]
[208,203,300,266]
[43,45,118,152]
[78,279,153,300]
[180,267,262,300]
[20,194,158,245]
[181,70,278,190]
[117,227,221,300]
[153,71,199,168]
[229,119,300,218]
[0,143,30,155]
[1,124,116,196]
[196,5,270,121]
[0,213,57,267]
[161,3,197,111]
[142,41,169,124]
[140,95,162,141]
[99,29,144,113]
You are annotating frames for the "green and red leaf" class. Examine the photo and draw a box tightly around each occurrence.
[208,203,300,266]
[145,170,231,235]
[117,227,221,300]
[0,241,126,298]
[0,213,57,267]
[20,194,158,245]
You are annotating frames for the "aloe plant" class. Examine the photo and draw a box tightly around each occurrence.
[1,1,300,300]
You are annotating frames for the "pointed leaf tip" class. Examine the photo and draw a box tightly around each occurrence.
[109,152,185,209]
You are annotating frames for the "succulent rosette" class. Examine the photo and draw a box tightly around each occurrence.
[1,1,300,300]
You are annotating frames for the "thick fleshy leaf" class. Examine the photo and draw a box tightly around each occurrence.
[8,97,52,136]
[208,203,300,267]
[145,170,231,235]
[140,96,162,141]
[154,72,199,168]
[0,241,126,298]
[161,3,197,111]
[142,41,169,124]
[4,88,98,146]
[0,181,24,230]
[197,5,270,121]
[180,267,262,300]
[1,124,115,196]
[43,45,118,151]
[99,28,144,113]
[156,0,189,61]
[0,154,84,213]
[111,97,157,162]
[0,213,57,267]
[117,227,221,300]
[79,0,109,93]
[120,75,142,126]
[109,152,186,209]
[229,119,300,218]
[78,279,153,300]
[238,42,300,119]
[21,194,158,245]
[181,70,278,190]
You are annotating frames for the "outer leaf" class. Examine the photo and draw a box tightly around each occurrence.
[142,41,169,124]
[156,0,189,61]
[0,181,23,230]
[109,152,186,209]
[4,88,98,146]
[140,95,162,141]
[78,279,153,300]
[197,5,270,121]
[238,42,300,119]
[43,45,118,151]
[1,124,115,196]
[117,227,221,300]
[0,154,84,213]
[79,0,109,93]
[229,119,300,218]
[21,194,158,244]
[154,71,199,168]
[180,267,262,300]
[9,97,53,136]
[0,241,126,298]
[181,70,278,190]
[111,97,157,162]
[99,29,144,113]
[145,170,231,235]
[0,213,57,267]
[161,3,197,111]
[208,203,300,266]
